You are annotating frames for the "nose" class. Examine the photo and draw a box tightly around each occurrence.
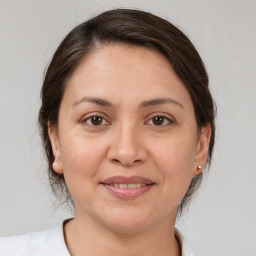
[107,123,148,167]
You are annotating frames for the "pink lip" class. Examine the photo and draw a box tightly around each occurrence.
[101,175,155,185]
[100,176,156,200]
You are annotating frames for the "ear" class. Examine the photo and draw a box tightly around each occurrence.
[193,124,211,176]
[48,123,63,174]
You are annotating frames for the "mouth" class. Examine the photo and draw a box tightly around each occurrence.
[100,176,156,199]
[104,183,150,189]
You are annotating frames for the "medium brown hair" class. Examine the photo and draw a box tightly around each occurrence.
[38,8,216,215]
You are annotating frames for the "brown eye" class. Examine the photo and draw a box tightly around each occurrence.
[147,115,173,126]
[91,116,103,125]
[152,116,165,125]
[82,115,109,127]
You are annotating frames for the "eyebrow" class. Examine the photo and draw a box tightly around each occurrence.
[73,97,113,108]
[72,96,184,109]
[139,98,184,109]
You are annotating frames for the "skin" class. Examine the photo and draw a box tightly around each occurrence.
[49,44,211,256]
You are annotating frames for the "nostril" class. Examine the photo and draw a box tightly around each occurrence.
[111,158,141,166]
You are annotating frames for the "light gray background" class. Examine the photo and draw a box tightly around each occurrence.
[0,0,255,255]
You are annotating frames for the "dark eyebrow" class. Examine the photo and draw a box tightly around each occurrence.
[139,98,184,109]
[73,96,183,109]
[72,97,113,108]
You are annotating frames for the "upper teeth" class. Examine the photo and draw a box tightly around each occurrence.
[111,183,146,188]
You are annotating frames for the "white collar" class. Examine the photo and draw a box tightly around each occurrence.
[60,220,198,256]
[0,219,197,256]
[175,228,198,256]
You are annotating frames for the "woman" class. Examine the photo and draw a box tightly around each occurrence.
[0,8,215,256]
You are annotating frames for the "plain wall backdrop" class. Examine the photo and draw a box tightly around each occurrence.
[0,0,255,255]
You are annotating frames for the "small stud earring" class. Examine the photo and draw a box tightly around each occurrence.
[53,162,58,167]
[197,165,202,170]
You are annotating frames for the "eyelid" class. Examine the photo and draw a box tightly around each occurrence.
[80,112,111,126]
[145,112,175,126]
[80,112,175,127]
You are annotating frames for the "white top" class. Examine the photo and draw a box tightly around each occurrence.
[0,222,198,256]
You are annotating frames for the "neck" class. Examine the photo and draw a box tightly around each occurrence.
[64,211,180,256]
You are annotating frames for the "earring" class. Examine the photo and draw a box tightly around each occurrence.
[197,165,202,170]
[53,162,58,167]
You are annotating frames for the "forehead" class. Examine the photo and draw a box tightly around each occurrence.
[62,44,193,109]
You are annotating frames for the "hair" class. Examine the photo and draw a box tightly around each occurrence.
[38,8,216,215]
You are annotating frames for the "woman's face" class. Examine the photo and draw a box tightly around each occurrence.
[49,44,210,233]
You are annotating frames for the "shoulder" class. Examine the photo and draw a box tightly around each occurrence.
[175,229,198,256]
[0,225,70,256]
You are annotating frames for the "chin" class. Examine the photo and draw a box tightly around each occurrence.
[97,208,158,234]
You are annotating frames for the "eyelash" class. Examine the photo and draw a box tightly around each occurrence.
[81,114,110,127]
[81,114,174,127]
[145,115,174,126]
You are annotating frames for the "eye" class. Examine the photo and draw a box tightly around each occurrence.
[82,115,110,127]
[146,115,173,126]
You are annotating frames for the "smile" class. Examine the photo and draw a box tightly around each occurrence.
[100,176,156,199]
[109,183,147,189]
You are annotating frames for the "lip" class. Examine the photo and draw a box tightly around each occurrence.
[100,176,156,200]
[101,175,155,185]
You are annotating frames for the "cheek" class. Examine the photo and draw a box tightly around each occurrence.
[151,135,197,197]
[59,133,106,190]
[152,134,197,171]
